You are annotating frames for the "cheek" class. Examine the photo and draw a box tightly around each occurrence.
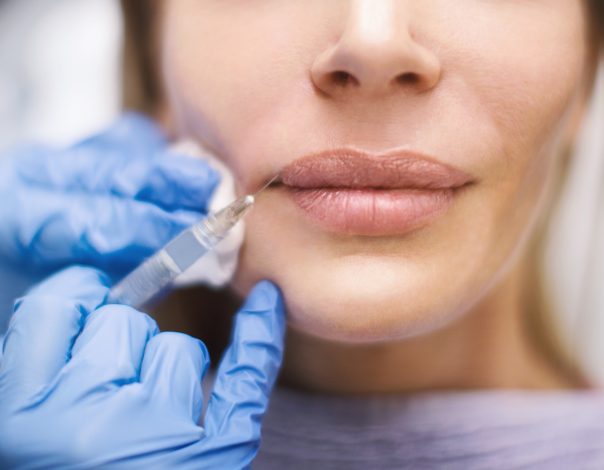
[161,4,322,188]
[440,3,589,265]
[453,3,588,162]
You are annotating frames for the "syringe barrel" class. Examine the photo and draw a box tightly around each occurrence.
[107,250,182,308]
[107,194,254,309]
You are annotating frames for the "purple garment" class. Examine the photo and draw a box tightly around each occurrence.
[254,386,604,469]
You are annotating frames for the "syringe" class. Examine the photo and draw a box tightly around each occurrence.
[108,194,255,309]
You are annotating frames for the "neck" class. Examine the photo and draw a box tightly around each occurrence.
[279,257,586,394]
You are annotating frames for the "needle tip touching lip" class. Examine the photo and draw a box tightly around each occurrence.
[253,173,281,196]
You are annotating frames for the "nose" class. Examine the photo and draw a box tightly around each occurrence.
[311,0,441,99]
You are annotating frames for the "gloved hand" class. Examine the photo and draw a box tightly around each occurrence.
[0,113,219,332]
[0,113,219,273]
[0,266,285,469]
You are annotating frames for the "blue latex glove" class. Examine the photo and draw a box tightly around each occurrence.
[0,114,220,330]
[0,266,285,469]
[0,113,219,272]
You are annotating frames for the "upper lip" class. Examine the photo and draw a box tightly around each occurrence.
[277,149,475,190]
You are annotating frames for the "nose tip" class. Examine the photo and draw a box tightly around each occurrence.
[311,41,441,98]
[310,4,442,99]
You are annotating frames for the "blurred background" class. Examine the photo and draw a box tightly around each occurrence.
[0,0,121,151]
[1,0,604,384]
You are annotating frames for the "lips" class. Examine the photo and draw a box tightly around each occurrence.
[280,150,472,190]
[273,149,474,236]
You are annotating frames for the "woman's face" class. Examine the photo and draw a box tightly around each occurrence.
[160,1,592,342]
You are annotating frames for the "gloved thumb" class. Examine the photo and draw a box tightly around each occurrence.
[203,281,285,457]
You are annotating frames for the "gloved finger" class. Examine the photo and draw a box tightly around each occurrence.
[0,186,200,270]
[17,145,220,214]
[4,113,167,192]
[14,113,220,213]
[204,281,285,448]
[64,304,159,389]
[140,332,210,423]
[0,267,108,399]
[124,152,220,212]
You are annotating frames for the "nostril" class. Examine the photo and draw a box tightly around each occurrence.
[396,72,420,86]
[331,71,360,87]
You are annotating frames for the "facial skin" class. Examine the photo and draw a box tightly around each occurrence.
[159,1,593,389]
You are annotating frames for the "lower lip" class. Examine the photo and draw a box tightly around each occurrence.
[285,187,457,236]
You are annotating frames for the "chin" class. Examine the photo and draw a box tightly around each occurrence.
[286,295,441,344]
[233,253,466,344]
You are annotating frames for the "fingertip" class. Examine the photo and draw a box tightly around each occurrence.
[242,280,284,315]
[230,280,287,361]
[184,334,211,374]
